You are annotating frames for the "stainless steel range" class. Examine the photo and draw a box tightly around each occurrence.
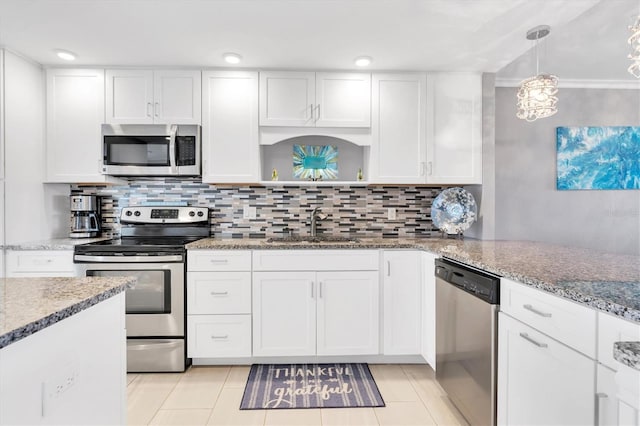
[74,205,209,372]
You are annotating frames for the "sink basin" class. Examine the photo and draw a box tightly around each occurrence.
[266,235,360,244]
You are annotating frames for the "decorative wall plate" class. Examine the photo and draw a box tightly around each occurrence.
[293,145,338,180]
[432,187,477,234]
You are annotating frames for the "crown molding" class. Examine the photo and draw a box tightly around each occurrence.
[495,77,640,89]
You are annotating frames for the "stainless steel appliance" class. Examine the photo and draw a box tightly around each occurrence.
[74,205,209,372]
[70,195,101,238]
[101,124,201,176]
[435,258,500,426]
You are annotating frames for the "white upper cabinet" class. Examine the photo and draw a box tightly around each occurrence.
[46,68,109,183]
[259,71,371,127]
[106,69,201,124]
[426,72,482,184]
[370,73,427,184]
[202,71,260,183]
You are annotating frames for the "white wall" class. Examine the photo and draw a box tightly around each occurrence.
[493,87,640,255]
[3,50,69,244]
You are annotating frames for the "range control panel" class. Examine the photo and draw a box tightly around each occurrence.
[120,206,209,224]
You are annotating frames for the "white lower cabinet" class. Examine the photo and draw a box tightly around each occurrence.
[497,312,595,426]
[421,252,437,367]
[0,294,126,425]
[597,364,621,426]
[382,250,422,355]
[252,270,379,357]
[187,315,251,358]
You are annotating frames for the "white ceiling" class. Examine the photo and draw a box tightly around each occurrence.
[0,0,636,81]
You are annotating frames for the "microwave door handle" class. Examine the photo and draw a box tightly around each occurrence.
[169,124,177,173]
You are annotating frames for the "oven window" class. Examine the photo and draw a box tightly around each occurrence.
[104,136,170,166]
[87,270,171,314]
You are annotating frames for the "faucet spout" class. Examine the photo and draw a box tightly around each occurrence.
[310,207,328,237]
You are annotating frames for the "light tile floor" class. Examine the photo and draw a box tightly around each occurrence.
[127,364,469,426]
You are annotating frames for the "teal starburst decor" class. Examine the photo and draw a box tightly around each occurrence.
[293,145,338,180]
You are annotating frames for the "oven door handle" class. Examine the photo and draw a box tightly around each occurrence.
[74,254,183,263]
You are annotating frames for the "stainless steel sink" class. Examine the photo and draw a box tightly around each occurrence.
[266,235,360,243]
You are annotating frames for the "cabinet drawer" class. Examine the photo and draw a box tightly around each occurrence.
[598,312,640,371]
[187,250,251,271]
[6,250,76,276]
[187,272,251,314]
[500,278,596,358]
[253,250,379,271]
[187,315,251,358]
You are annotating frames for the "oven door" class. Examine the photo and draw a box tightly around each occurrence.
[77,260,185,337]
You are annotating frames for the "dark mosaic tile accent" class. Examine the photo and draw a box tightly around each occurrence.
[71,178,444,239]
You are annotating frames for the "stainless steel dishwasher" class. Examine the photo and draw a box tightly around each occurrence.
[435,258,500,426]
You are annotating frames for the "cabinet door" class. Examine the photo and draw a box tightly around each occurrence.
[370,73,426,184]
[202,71,260,183]
[597,364,620,426]
[154,70,201,124]
[383,250,422,355]
[259,71,315,126]
[497,313,595,426]
[105,69,154,124]
[252,271,316,356]
[316,271,379,356]
[426,72,482,184]
[315,72,371,127]
[46,68,106,182]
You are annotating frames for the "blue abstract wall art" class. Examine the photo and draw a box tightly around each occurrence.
[556,126,640,190]
[293,145,338,180]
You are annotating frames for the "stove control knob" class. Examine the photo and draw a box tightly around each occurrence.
[134,210,141,217]
[197,211,204,217]
[189,211,195,217]
[125,210,133,216]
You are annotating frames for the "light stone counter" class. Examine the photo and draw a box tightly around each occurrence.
[3,237,112,251]
[614,342,640,371]
[187,237,640,323]
[0,276,134,349]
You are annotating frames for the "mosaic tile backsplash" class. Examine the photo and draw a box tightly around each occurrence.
[71,178,445,239]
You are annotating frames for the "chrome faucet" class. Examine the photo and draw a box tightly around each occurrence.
[310,207,328,237]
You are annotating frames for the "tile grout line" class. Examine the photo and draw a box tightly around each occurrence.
[402,366,439,426]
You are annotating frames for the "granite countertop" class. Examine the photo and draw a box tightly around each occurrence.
[614,342,640,371]
[0,276,135,349]
[3,237,112,251]
[187,237,640,323]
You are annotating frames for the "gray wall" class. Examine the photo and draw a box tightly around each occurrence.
[494,87,640,255]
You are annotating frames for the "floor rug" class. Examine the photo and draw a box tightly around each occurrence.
[240,363,385,409]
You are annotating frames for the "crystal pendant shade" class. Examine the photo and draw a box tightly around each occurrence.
[628,15,640,78]
[516,73,559,122]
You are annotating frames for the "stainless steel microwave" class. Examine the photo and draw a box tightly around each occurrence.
[101,124,201,176]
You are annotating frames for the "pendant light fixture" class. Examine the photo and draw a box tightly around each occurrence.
[628,14,640,77]
[516,25,559,122]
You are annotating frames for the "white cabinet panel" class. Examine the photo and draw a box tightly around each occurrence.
[383,250,422,355]
[421,252,437,367]
[370,73,426,184]
[187,271,251,315]
[187,250,251,272]
[316,271,379,356]
[106,69,201,125]
[615,363,640,426]
[202,71,260,183]
[253,250,378,271]
[426,72,482,184]
[259,71,315,126]
[598,312,640,371]
[259,71,370,128]
[6,250,76,277]
[46,69,107,183]
[597,364,621,426]
[252,271,317,356]
[106,69,153,124]
[497,313,595,426]
[315,72,371,127]
[187,315,251,358]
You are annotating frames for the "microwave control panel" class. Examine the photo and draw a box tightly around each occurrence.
[176,136,196,166]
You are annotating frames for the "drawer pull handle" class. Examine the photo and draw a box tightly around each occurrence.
[209,259,229,263]
[519,332,548,348]
[210,291,228,296]
[523,304,552,318]
[211,335,228,339]
[595,392,608,426]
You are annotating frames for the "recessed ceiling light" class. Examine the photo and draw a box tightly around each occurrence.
[354,56,372,67]
[223,53,242,64]
[56,49,76,61]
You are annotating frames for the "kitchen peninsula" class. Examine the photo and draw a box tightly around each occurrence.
[0,276,134,425]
